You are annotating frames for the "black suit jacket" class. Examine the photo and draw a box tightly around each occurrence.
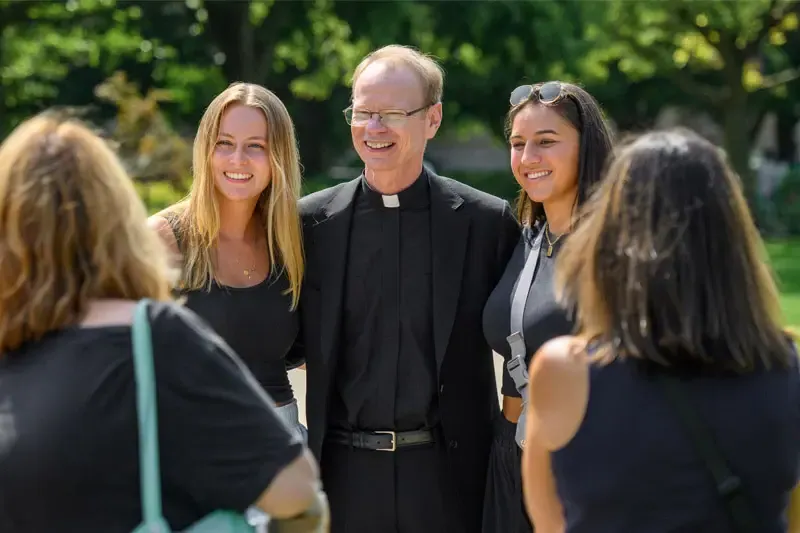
[292,172,519,528]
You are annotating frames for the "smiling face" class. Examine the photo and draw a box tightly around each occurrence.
[212,104,271,203]
[350,61,441,182]
[509,103,580,209]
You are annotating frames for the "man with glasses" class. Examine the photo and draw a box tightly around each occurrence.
[292,44,519,533]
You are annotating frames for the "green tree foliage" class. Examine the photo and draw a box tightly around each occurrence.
[1,0,799,201]
[579,0,800,200]
[95,71,191,186]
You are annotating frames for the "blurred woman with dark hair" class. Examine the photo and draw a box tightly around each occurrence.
[522,128,800,532]
[481,81,613,532]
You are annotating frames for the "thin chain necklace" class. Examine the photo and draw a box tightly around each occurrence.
[544,222,564,257]
[234,255,258,280]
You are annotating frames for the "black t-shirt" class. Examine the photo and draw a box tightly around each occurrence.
[0,301,304,532]
[483,227,574,397]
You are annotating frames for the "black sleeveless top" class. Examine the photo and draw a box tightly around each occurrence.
[549,353,800,533]
[167,216,298,404]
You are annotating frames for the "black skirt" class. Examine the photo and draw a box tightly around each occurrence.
[482,414,534,533]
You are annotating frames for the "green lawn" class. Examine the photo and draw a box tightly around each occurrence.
[767,239,800,330]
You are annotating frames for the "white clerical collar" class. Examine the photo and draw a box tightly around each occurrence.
[382,194,400,208]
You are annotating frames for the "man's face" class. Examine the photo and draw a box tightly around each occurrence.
[350,62,442,175]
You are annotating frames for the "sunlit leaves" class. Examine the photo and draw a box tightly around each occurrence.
[280,0,372,99]
[580,0,798,88]
[675,31,724,69]
[743,59,765,91]
[249,0,274,26]
[782,11,799,30]
[770,28,788,45]
[0,0,190,130]
[454,43,494,77]
[155,63,227,113]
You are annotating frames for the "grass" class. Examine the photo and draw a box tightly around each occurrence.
[767,239,800,330]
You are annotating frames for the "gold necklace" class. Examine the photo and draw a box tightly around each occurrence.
[235,256,257,279]
[544,222,564,257]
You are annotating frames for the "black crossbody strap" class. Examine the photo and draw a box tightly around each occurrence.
[656,374,759,532]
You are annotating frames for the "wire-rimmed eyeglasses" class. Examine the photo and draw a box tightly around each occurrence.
[343,105,431,127]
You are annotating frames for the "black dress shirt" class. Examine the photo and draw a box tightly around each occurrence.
[331,170,438,431]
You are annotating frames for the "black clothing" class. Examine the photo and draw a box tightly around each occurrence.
[332,173,437,432]
[167,216,298,404]
[182,274,297,404]
[292,170,520,533]
[482,416,531,533]
[483,227,573,397]
[321,442,453,533]
[481,226,572,533]
[551,356,800,533]
[0,301,304,532]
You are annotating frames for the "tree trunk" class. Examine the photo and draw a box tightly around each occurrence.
[293,99,340,177]
[777,110,798,163]
[722,87,758,214]
[203,2,252,82]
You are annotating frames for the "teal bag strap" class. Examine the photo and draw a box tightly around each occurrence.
[131,299,171,532]
[131,299,257,533]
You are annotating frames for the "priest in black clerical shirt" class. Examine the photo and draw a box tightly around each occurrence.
[290,44,519,533]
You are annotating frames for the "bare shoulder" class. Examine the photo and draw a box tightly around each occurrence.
[527,335,591,450]
[532,336,589,374]
[147,214,180,258]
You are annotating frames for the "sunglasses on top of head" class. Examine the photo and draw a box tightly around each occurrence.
[509,81,568,107]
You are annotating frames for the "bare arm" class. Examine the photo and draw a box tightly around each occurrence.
[526,336,589,450]
[147,215,182,269]
[521,336,590,531]
[789,482,800,532]
[254,449,324,519]
[521,440,565,533]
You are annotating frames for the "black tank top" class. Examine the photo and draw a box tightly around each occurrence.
[167,216,298,404]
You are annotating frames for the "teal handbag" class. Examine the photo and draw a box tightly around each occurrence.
[130,299,258,533]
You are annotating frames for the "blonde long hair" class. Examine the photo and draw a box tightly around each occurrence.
[165,83,304,309]
[0,112,172,354]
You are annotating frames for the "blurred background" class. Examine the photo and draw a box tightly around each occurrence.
[1,0,798,332]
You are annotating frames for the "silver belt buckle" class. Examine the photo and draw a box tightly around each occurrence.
[375,430,397,452]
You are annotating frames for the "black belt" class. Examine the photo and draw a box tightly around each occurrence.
[326,428,435,452]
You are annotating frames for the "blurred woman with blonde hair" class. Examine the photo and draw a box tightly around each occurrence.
[149,82,307,440]
[0,112,327,531]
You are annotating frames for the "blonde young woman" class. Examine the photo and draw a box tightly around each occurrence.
[149,83,306,440]
[0,112,327,531]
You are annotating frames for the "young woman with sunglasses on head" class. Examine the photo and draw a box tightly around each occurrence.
[481,81,614,532]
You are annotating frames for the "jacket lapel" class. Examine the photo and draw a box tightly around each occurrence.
[429,174,469,375]
[311,178,360,366]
